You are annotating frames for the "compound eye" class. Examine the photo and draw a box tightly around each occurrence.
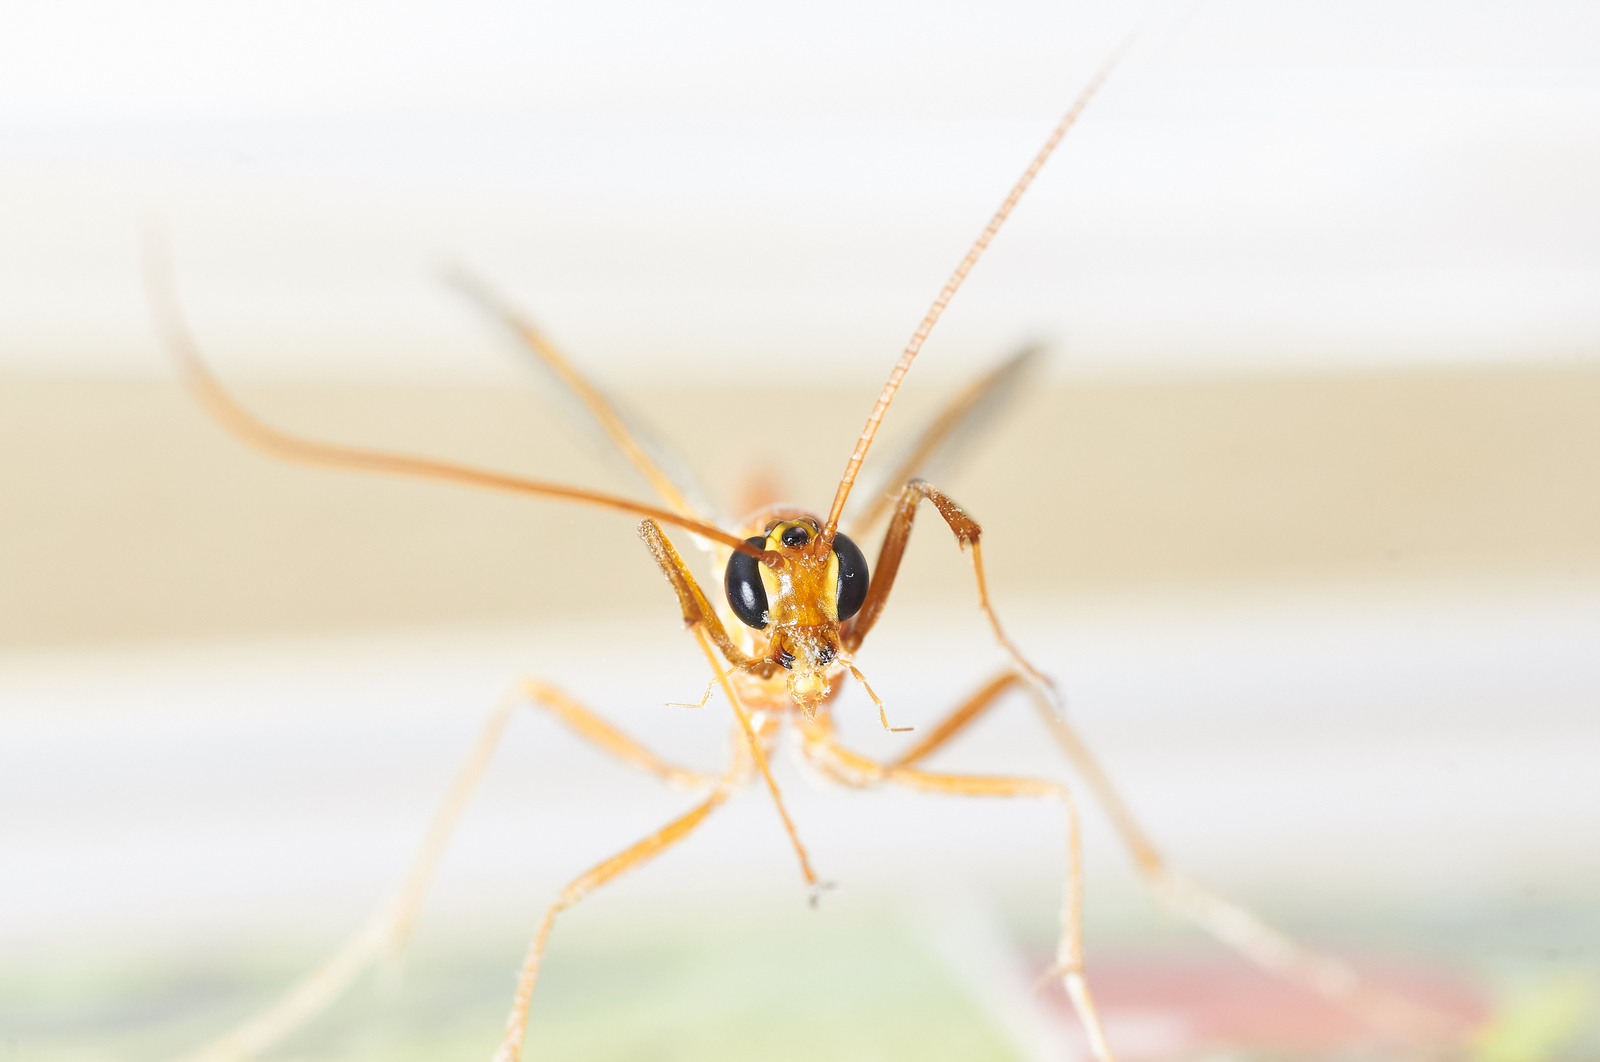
[832,532,869,621]
[724,536,771,629]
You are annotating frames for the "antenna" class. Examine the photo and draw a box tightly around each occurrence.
[819,47,1128,545]
[144,232,781,566]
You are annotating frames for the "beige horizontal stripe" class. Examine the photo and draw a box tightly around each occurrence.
[3,366,1597,648]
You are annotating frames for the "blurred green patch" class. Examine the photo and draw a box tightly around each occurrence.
[4,897,1596,1061]
[1473,971,1597,1062]
[2,901,1017,1062]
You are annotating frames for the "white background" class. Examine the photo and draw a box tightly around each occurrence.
[1,0,1597,380]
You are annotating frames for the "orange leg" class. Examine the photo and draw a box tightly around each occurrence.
[692,628,827,899]
[887,670,1027,769]
[521,678,712,792]
[798,721,1119,1062]
[885,662,1473,1048]
[845,481,1058,713]
[490,776,736,1062]
[641,518,825,896]
[638,518,769,676]
[174,681,712,1062]
[1030,699,1472,1048]
[858,481,1474,1048]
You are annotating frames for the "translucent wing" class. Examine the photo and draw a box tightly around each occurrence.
[445,266,724,527]
[845,344,1045,536]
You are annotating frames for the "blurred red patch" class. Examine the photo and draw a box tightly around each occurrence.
[1039,951,1489,1059]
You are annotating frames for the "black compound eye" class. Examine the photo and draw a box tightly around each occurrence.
[724,536,771,629]
[832,532,869,621]
[781,524,810,548]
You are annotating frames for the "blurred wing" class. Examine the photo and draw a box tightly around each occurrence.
[845,344,1045,536]
[446,266,724,527]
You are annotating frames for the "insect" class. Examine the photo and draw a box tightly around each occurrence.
[146,56,1477,1062]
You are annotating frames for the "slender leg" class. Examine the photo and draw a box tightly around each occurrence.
[175,681,712,1062]
[848,480,1056,700]
[886,663,1472,1046]
[887,670,1026,769]
[173,692,518,1062]
[520,678,712,792]
[638,518,769,676]
[640,518,824,895]
[854,482,1474,1047]
[1031,699,1470,1047]
[798,721,1119,1062]
[692,628,826,899]
[491,776,737,1062]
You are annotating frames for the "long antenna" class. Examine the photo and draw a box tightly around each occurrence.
[144,235,781,566]
[819,48,1127,545]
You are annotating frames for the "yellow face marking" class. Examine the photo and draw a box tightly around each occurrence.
[757,521,840,626]
[821,549,840,621]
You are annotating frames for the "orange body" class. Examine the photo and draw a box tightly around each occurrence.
[147,47,1474,1062]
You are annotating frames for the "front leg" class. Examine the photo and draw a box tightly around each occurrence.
[638,520,825,897]
[844,481,1053,702]
[637,519,774,677]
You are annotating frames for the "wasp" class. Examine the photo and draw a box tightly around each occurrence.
[148,54,1471,1062]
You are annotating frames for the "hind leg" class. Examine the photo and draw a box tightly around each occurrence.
[490,775,736,1062]
[799,720,1119,1062]
[855,480,1473,1048]
[1029,698,1470,1046]
[175,679,713,1062]
[879,666,1471,1048]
